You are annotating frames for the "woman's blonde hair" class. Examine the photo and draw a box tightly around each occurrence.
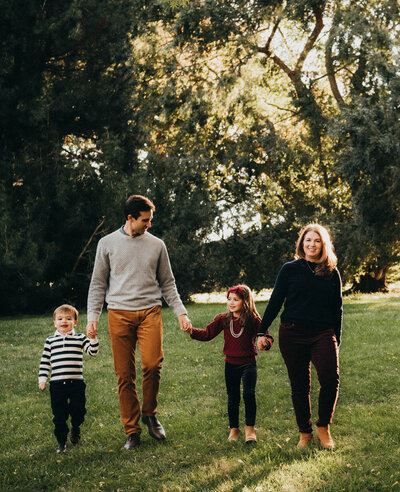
[295,223,337,276]
[226,284,260,330]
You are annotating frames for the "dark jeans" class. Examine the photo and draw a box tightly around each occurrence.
[225,362,257,428]
[279,322,339,433]
[50,379,86,443]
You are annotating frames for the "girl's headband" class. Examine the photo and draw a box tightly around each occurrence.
[227,286,243,297]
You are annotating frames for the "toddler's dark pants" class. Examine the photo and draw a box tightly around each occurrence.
[50,379,86,444]
[225,361,257,428]
[279,322,339,434]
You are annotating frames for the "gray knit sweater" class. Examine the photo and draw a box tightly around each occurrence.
[87,229,187,322]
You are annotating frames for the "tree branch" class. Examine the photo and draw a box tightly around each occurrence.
[270,53,295,78]
[71,217,105,279]
[295,5,324,72]
[325,30,346,107]
[257,17,297,84]
[265,101,298,114]
[257,6,327,129]
[265,18,281,55]
[258,19,280,57]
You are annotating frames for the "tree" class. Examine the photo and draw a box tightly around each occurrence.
[0,0,223,311]
[2,0,399,315]
[0,0,137,312]
[327,0,400,290]
[160,0,400,291]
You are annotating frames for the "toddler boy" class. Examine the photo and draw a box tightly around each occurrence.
[39,304,99,453]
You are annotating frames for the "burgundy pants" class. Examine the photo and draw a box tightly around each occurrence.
[279,322,339,434]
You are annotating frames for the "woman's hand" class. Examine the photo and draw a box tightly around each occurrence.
[257,336,270,351]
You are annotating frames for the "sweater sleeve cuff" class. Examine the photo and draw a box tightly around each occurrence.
[173,306,188,317]
[87,312,101,323]
[38,377,47,383]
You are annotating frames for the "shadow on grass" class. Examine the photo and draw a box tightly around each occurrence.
[157,440,343,491]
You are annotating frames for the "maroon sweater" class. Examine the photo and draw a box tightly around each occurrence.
[190,313,274,364]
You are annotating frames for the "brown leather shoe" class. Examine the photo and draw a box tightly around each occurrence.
[245,426,257,444]
[297,432,313,449]
[317,425,335,449]
[228,428,240,441]
[124,433,141,450]
[142,415,166,441]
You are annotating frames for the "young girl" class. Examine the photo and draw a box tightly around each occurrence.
[182,285,274,443]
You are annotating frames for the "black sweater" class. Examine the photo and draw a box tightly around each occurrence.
[258,259,343,345]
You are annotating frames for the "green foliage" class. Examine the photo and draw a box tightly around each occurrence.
[1,295,400,490]
[1,0,400,315]
[0,0,138,313]
[164,0,400,290]
[332,88,400,277]
[0,0,221,311]
[328,1,400,283]
[201,223,297,293]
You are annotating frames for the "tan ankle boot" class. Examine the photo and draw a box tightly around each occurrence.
[297,432,313,449]
[228,428,240,441]
[317,425,335,449]
[245,426,257,443]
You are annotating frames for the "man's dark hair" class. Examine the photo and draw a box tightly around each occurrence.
[124,195,155,219]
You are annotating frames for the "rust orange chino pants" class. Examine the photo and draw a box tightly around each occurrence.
[108,306,163,436]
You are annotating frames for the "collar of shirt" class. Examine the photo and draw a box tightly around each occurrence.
[119,225,141,238]
[54,329,75,337]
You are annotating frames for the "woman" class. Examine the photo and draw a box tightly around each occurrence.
[258,224,342,449]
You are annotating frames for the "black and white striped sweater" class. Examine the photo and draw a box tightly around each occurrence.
[39,329,99,383]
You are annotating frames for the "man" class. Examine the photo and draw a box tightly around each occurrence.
[86,195,191,450]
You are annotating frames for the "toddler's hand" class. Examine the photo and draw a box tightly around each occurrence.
[39,382,46,391]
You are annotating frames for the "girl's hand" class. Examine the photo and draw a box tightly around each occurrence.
[257,336,270,351]
[39,382,46,391]
[181,320,193,335]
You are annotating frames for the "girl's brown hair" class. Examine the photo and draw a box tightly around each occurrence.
[295,223,337,277]
[226,284,260,331]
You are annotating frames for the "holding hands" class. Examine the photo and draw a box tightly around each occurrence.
[257,336,271,351]
[179,314,193,334]
[86,321,98,339]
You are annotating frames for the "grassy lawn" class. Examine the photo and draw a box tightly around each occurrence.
[1,294,399,491]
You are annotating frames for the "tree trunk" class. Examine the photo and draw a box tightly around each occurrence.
[353,268,389,293]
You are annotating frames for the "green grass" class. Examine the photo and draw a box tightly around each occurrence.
[1,295,400,491]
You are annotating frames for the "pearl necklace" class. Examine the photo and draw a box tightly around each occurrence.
[230,318,244,338]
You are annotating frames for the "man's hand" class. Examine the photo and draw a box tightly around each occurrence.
[39,382,46,391]
[257,336,270,351]
[179,314,192,334]
[86,321,98,338]
[181,322,192,334]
